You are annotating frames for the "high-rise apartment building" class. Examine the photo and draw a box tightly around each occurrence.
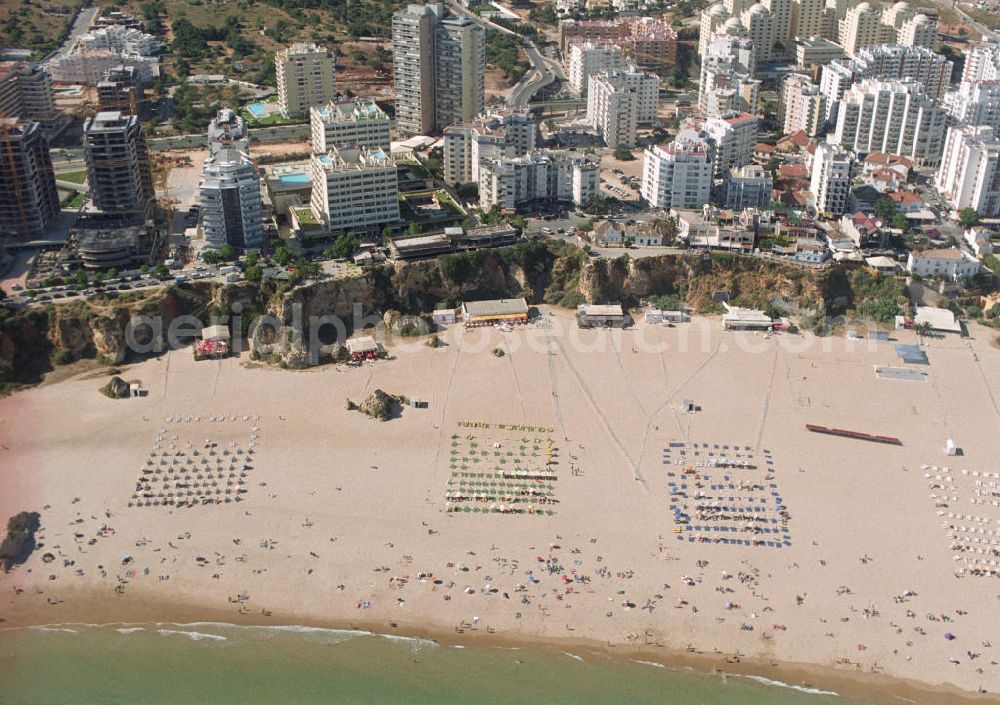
[701,112,758,177]
[310,98,391,153]
[838,2,885,57]
[943,81,1000,132]
[275,43,337,119]
[963,44,1000,83]
[567,40,625,96]
[936,125,1000,216]
[640,136,715,209]
[443,107,537,185]
[832,78,947,165]
[781,73,827,135]
[207,108,248,154]
[0,118,59,242]
[477,151,599,211]
[309,146,400,235]
[199,147,263,250]
[723,164,774,209]
[559,17,677,76]
[392,3,485,136]
[0,62,60,134]
[809,142,852,216]
[819,44,953,124]
[699,34,760,118]
[82,111,154,217]
[586,66,659,149]
[97,64,142,115]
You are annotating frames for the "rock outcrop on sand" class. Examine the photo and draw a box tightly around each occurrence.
[1,511,41,572]
[101,376,131,399]
[354,389,403,421]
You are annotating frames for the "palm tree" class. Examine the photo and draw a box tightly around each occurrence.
[914,322,932,341]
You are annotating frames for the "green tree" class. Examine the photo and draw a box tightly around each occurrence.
[74,269,88,288]
[244,251,259,268]
[273,246,293,266]
[582,196,609,215]
[890,211,909,232]
[244,265,263,282]
[406,222,423,236]
[107,267,118,279]
[959,207,979,228]
[329,232,359,259]
[875,196,897,222]
[154,264,169,279]
[612,146,635,161]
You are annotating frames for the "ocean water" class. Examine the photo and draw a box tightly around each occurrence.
[0,623,874,705]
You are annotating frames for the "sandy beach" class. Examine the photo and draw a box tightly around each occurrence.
[1,306,999,703]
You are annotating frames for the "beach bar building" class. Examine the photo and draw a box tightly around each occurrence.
[195,324,231,359]
[461,298,530,327]
[577,303,629,328]
[432,308,457,325]
[722,305,773,331]
[346,335,381,361]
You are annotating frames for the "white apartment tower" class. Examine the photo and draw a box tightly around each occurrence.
[640,136,715,209]
[809,142,852,216]
[477,151,599,211]
[701,112,758,177]
[781,73,826,135]
[309,146,401,234]
[963,44,1000,83]
[819,44,954,124]
[838,2,884,57]
[832,78,947,166]
[443,107,537,185]
[392,3,485,136]
[275,43,337,119]
[567,41,625,96]
[586,66,659,149]
[700,34,760,118]
[199,147,263,251]
[936,125,1000,216]
[207,108,248,154]
[310,98,391,153]
[943,81,1000,132]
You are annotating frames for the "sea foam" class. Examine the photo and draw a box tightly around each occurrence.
[743,674,839,697]
[157,628,227,642]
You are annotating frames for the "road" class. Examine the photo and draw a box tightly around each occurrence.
[951,1,1000,41]
[446,0,563,107]
[43,4,98,64]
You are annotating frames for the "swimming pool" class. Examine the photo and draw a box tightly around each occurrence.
[278,173,311,185]
[247,103,268,118]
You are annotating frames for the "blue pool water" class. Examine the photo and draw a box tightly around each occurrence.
[247,103,268,118]
[278,173,311,185]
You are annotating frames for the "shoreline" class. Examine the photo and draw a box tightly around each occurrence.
[1,596,993,705]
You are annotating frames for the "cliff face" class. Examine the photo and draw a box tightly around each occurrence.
[0,245,834,390]
[576,254,823,313]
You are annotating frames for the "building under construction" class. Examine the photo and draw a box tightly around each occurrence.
[82,110,154,217]
[97,64,148,119]
[0,117,59,242]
